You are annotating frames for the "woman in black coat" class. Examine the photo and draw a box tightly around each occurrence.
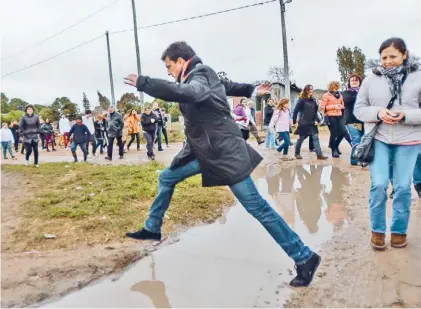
[293,85,328,160]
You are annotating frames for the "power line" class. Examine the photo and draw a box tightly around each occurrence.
[110,0,276,34]
[1,0,121,60]
[1,34,104,78]
[1,0,277,78]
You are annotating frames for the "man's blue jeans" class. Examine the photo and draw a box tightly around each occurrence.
[156,125,163,151]
[276,132,291,155]
[346,124,363,165]
[369,141,421,234]
[144,159,314,265]
[264,126,275,149]
[414,153,421,186]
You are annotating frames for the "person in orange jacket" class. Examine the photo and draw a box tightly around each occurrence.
[320,81,347,158]
[127,109,141,151]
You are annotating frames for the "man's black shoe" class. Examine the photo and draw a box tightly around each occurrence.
[158,148,164,152]
[415,184,421,198]
[126,228,162,241]
[289,253,321,287]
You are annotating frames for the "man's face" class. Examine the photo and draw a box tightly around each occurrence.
[164,56,184,79]
[145,108,151,115]
[77,119,82,125]
[108,107,115,114]
[153,102,159,110]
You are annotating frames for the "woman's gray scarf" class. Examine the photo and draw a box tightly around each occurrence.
[373,63,418,105]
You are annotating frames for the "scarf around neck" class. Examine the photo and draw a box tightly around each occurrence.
[373,63,418,105]
[329,91,340,99]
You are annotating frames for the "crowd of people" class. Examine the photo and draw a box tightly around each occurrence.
[1,36,420,288]
[0,103,171,165]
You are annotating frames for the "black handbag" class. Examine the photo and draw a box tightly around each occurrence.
[353,94,397,164]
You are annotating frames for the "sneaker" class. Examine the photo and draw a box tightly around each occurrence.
[317,155,329,160]
[281,156,294,161]
[35,164,39,168]
[104,156,112,161]
[415,184,421,199]
[126,228,162,241]
[25,160,30,167]
[119,155,124,159]
[47,149,50,152]
[289,253,321,287]
[166,145,170,148]
[137,148,141,151]
[391,233,407,248]
[52,149,57,152]
[370,231,386,250]
[3,157,8,160]
[295,154,303,160]
[158,148,164,152]
[258,140,265,145]
[337,148,342,155]
[309,149,315,153]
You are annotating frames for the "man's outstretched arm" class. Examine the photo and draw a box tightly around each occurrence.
[220,79,272,98]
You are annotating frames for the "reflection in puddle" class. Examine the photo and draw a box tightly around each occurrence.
[262,164,351,237]
[46,165,351,308]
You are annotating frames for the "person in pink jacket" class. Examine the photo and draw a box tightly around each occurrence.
[269,98,294,161]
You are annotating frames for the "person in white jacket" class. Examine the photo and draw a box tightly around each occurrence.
[1,122,16,160]
[82,110,96,156]
[59,115,71,149]
[246,100,264,145]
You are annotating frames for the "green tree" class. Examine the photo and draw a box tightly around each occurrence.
[336,46,366,88]
[168,104,182,122]
[1,93,9,113]
[51,97,79,121]
[40,107,59,122]
[9,98,29,111]
[82,92,91,112]
[2,110,24,123]
[97,91,111,110]
[117,93,140,111]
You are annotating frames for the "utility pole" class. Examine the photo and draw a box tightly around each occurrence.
[279,0,291,102]
[105,31,116,106]
[130,0,144,107]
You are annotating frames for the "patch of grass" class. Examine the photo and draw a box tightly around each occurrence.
[2,162,234,251]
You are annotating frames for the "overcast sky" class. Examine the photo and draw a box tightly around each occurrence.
[1,0,420,108]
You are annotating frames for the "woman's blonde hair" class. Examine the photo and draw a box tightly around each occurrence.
[276,98,289,111]
[328,81,341,92]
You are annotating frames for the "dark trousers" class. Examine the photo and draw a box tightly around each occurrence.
[241,129,250,141]
[86,135,96,155]
[45,134,55,150]
[327,116,346,150]
[276,132,291,155]
[162,127,169,146]
[295,134,323,156]
[144,131,156,158]
[25,140,39,164]
[13,137,19,151]
[39,133,45,149]
[156,125,163,150]
[94,138,105,154]
[128,133,140,149]
[107,136,123,158]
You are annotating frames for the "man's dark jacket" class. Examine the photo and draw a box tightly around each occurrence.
[136,56,262,187]
[107,112,123,138]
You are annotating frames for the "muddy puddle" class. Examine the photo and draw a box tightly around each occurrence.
[44,164,351,308]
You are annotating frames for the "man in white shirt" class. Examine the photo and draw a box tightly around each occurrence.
[82,110,96,156]
[59,114,71,149]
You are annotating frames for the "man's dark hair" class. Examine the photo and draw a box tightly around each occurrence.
[85,109,92,115]
[76,115,83,121]
[161,41,196,62]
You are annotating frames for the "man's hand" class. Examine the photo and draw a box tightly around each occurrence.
[124,74,138,87]
[256,83,272,96]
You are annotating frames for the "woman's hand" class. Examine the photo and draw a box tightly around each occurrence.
[378,109,404,125]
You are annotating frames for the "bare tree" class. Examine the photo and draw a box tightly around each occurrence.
[267,66,293,84]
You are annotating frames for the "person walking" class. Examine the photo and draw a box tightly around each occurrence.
[40,119,56,152]
[293,85,328,160]
[264,98,276,149]
[1,122,16,160]
[105,106,124,161]
[161,108,170,148]
[152,101,165,152]
[246,100,264,145]
[141,106,158,160]
[321,81,347,158]
[127,109,141,151]
[354,37,421,250]
[68,116,91,163]
[93,115,106,155]
[9,120,20,152]
[59,114,71,149]
[342,74,364,165]
[269,98,294,161]
[19,105,41,167]
[82,110,96,156]
[124,41,320,287]
[233,98,250,141]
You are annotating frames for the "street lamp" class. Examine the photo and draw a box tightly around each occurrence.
[279,0,291,101]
